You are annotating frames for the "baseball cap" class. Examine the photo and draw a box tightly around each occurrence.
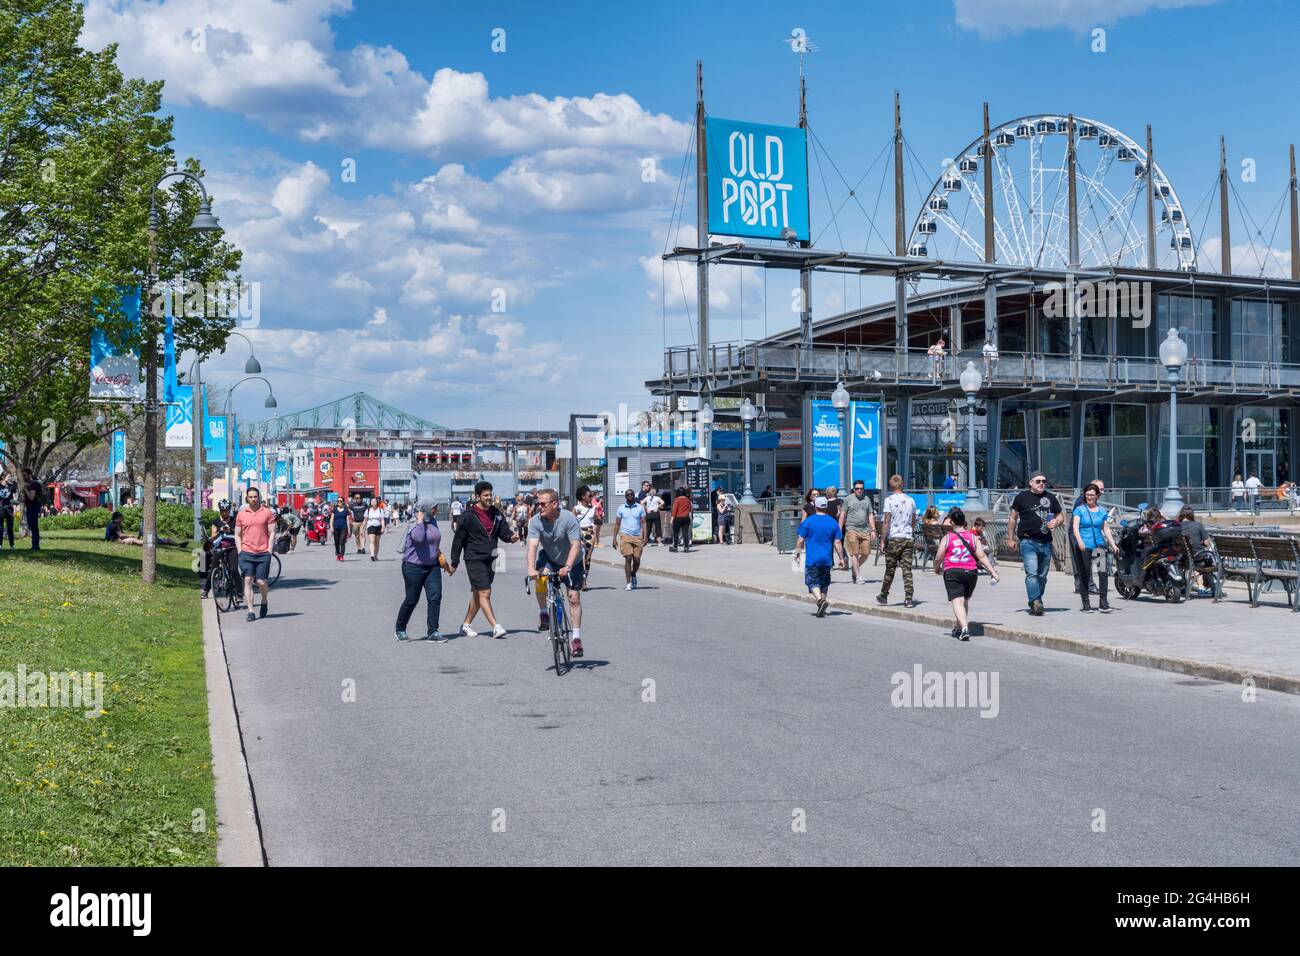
[814,495,828,509]
[417,498,436,512]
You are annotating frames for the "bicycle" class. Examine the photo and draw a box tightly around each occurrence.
[528,571,572,676]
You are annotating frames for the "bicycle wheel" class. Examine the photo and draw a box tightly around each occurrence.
[217,565,239,613]
[269,553,282,587]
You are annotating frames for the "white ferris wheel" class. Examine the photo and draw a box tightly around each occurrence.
[909,115,1198,272]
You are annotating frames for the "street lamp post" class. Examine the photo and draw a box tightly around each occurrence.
[739,398,757,505]
[832,382,851,496]
[1159,327,1189,517]
[697,400,714,467]
[223,377,277,502]
[142,171,221,583]
[959,361,984,505]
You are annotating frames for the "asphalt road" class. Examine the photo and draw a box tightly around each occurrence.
[218,530,1300,866]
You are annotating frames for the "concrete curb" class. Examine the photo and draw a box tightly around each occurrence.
[593,553,1300,696]
[201,593,267,866]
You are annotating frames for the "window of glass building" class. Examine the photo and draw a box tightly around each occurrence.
[1230,300,1286,365]
[1157,295,1217,362]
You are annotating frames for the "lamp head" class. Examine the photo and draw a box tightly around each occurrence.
[831,382,850,411]
[696,403,714,426]
[1158,327,1188,369]
[244,355,262,375]
[739,398,757,423]
[264,394,278,409]
[189,200,221,232]
[959,360,983,395]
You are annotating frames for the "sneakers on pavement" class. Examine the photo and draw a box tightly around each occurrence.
[903,599,915,609]
[425,631,449,643]
[958,628,970,642]
[624,583,632,591]
[246,612,256,623]
[951,625,961,639]
[875,593,888,605]
[1030,599,1045,616]
[815,597,828,617]
[461,624,478,637]
[395,630,410,642]
[492,624,508,639]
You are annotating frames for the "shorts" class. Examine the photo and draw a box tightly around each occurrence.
[368,525,383,535]
[238,551,272,582]
[536,553,585,591]
[804,564,831,592]
[943,568,979,600]
[844,529,873,557]
[618,534,644,559]
[465,558,495,591]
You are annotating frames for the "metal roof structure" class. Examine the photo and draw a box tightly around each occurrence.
[242,392,447,443]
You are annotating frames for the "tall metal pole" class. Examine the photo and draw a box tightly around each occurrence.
[191,360,203,542]
[1163,368,1183,516]
[1067,114,1079,269]
[982,103,994,263]
[837,409,847,495]
[142,230,159,583]
[967,394,977,497]
[1220,135,1232,275]
[1146,125,1156,270]
[694,61,710,393]
[1289,144,1299,281]
[893,91,908,367]
[799,71,813,348]
[741,420,754,503]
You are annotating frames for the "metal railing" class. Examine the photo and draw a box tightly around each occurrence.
[663,343,1300,392]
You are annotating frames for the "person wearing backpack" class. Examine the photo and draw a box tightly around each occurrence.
[21,468,45,550]
[933,507,999,641]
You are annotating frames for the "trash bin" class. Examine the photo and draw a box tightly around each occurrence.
[775,507,802,553]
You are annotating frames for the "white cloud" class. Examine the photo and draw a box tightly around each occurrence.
[954,0,1219,37]
[81,1,689,162]
[271,161,330,219]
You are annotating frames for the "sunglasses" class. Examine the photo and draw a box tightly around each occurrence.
[1029,478,1046,484]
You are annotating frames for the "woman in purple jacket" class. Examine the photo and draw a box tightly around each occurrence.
[395,499,453,642]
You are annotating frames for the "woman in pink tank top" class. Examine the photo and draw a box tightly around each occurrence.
[933,507,999,641]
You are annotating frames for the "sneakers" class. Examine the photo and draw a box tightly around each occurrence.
[246,612,256,623]
[1099,598,1111,613]
[395,629,410,642]
[370,555,377,562]
[875,593,888,605]
[903,599,915,609]
[951,625,962,639]
[336,554,343,562]
[425,631,449,643]
[625,583,633,591]
[1029,599,1045,616]
[668,546,678,553]
[958,628,970,642]
[571,637,584,658]
[815,597,828,617]
[492,624,508,639]
[1081,601,1095,613]
[461,624,478,638]
[538,612,549,631]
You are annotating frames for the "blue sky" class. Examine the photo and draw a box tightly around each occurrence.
[81,0,1299,429]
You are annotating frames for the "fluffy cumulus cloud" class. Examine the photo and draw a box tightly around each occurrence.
[953,0,1220,37]
[80,0,688,161]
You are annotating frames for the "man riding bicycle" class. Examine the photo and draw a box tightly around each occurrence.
[200,499,239,598]
[526,487,586,657]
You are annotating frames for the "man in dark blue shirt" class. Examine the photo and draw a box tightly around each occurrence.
[795,495,842,618]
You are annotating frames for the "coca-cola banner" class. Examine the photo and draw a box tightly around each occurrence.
[90,285,144,401]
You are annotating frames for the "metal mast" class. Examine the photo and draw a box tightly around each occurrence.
[1146,125,1156,269]
[695,60,710,387]
[1219,135,1232,274]
[983,103,994,263]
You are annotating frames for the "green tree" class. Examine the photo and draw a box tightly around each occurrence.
[0,0,242,482]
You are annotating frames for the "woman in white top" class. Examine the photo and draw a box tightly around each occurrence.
[572,484,598,588]
[1231,474,1246,511]
[365,498,387,561]
[927,336,946,382]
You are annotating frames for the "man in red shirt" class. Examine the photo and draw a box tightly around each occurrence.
[235,487,279,622]
[669,487,694,553]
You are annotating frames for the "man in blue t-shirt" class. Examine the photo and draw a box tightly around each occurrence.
[795,495,843,618]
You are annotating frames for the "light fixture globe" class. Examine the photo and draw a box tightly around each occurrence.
[1159,327,1188,369]
[696,403,714,427]
[739,398,757,423]
[831,382,851,411]
[959,360,983,395]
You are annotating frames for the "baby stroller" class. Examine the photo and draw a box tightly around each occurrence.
[304,513,329,546]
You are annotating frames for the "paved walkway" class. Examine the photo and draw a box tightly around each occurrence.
[592,540,1300,693]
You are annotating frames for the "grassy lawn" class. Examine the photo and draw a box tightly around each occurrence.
[0,530,216,865]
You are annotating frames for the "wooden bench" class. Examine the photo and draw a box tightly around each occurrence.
[1210,534,1300,611]
[914,523,946,567]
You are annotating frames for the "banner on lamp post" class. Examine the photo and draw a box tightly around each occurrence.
[203,415,227,463]
[165,384,193,448]
[90,286,145,401]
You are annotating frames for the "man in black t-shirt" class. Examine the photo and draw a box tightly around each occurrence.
[348,495,368,554]
[20,468,44,550]
[1006,472,1063,616]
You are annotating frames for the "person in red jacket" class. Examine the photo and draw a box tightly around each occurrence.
[669,487,693,553]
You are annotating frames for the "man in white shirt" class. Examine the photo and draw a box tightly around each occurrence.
[982,338,999,379]
[1245,473,1262,512]
[876,474,917,608]
[450,496,464,533]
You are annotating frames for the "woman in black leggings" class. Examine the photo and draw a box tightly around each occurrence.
[330,501,350,561]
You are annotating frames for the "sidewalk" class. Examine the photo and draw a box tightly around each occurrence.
[591,541,1300,694]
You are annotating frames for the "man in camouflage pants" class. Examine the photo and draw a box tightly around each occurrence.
[876,474,918,609]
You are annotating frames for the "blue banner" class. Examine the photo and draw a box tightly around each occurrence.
[240,446,257,480]
[274,459,288,490]
[933,492,967,513]
[849,401,882,489]
[260,446,272,486]
[706,117,809,242]
[808,399,843,491]
[90,285,144,400]
[111,430,126,476]
[204,414,227,463]
[162,311,177,405]
[165,383,193,448]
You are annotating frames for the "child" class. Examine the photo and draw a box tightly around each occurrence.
[972,517,997,569]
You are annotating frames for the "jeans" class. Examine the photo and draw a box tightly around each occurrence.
[1019,538,1053,605]
[25,506,40,549]
[396,561,442,636]
[333,527,348,556]
[0,511,13,547]
[671,515,691,549]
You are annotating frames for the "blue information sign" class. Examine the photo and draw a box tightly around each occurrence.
[706,117,809,242]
